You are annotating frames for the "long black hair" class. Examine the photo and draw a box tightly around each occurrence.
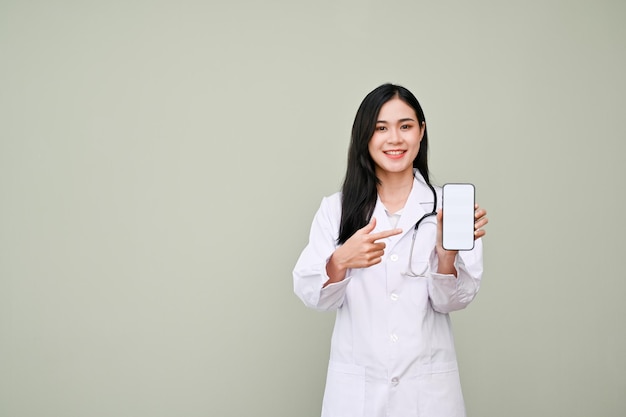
[337,83,431,244]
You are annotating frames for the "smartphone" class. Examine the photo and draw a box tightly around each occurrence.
[442,183,475,251]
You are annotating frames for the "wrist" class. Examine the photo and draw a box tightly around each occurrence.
[436,250,458,276]
[325,254,347,286]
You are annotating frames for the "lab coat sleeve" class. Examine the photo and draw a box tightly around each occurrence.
[293,196,352,311]
[428,238,483,314]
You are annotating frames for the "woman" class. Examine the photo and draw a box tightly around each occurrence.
[293,83,488,417]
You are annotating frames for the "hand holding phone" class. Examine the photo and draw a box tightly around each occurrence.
[442,183,475,251]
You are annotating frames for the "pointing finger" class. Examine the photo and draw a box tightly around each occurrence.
[370,228,402,242]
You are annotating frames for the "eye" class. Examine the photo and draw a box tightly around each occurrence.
[376,126,387,131]
[400,124,411,130]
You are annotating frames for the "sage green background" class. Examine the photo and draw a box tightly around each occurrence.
[1,1,625,416]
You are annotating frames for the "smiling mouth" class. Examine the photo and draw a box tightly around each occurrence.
[384,150,406,155]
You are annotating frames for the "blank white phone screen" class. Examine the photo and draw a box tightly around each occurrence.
[442,183,475,251]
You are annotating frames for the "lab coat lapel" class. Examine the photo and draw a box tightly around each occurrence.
[372,195,393,232]
[396,177,429,244]
[382,176,434,253]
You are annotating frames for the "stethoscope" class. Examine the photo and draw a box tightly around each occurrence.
[404,181,438,277]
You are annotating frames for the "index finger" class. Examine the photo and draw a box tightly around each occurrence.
[370,228,402,242]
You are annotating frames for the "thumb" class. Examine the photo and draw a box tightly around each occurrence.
[359,217,376,234]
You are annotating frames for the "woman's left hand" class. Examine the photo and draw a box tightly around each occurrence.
[435,204,488,275]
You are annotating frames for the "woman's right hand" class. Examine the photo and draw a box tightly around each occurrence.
[324,217,402,286]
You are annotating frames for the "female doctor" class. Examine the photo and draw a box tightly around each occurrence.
[293,83,488,417]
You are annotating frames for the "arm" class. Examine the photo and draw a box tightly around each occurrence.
[293,196,402,311]
[428,239,484,313]
[428,205,488,313]
[293,196,351,311]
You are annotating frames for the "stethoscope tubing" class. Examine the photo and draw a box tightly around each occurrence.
[404,180,438,277]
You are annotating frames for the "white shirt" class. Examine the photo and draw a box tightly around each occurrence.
[386,208,402,228]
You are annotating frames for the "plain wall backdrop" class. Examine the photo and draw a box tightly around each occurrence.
[1,1,625,416]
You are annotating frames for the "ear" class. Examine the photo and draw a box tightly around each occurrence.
[419,121,426,142]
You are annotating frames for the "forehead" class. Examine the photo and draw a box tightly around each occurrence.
[377,98,417,121]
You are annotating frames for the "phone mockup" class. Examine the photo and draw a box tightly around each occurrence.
[442,183,475,251]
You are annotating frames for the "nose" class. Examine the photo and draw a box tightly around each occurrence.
[387,127,402,144]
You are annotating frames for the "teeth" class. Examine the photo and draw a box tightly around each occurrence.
[385,151,404,155]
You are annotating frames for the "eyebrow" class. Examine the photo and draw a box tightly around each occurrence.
[376,118,416,124]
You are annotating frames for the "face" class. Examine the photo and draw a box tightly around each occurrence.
[368,97,425,178]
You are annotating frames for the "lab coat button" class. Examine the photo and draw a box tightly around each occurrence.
[390,293,399,301]
[391,377,399,386]
[389,254,399,262]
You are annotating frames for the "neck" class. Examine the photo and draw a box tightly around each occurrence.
[376,170,414,213]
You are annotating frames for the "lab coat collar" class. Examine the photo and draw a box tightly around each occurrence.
[371,172,435,249]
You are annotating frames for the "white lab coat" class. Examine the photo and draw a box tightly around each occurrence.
[293,173,483,417]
